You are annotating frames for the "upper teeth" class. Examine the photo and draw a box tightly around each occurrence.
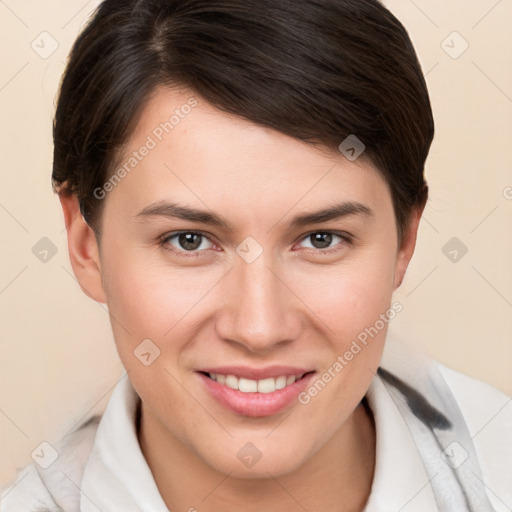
[209,373,304,393]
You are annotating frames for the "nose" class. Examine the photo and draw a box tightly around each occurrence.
[215,254,302,353]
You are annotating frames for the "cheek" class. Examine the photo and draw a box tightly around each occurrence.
[292,249,397,342]
[100,251,226,361]
[293,258,395,444]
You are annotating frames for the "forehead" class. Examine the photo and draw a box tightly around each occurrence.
[107,86,392,224]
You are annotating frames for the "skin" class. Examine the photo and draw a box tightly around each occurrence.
[60,86,424,512]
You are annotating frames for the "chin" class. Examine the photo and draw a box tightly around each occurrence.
[197,436,310,479]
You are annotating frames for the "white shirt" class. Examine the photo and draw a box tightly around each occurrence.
[1,363,511,511]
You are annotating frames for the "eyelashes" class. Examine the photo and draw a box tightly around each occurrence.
[160,231,215,255]
[159,230,353,258]
[298,232,351,253]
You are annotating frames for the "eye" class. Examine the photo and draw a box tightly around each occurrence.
[160,231,215,255]
[159,230,351,257]
[295,231,351,253]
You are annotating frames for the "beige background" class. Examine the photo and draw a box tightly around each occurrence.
[1,0,511,488]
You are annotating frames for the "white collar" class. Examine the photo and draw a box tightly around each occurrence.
[80,372,438,511]
[80,373,169,511]
[363,374,438,511]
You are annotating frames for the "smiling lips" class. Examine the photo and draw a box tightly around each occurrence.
[197,366,316,417]
[207,372,306,393]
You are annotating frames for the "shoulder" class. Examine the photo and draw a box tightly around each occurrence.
[437,363,512,507]
[1,415,101,512]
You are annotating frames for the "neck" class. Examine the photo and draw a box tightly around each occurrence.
[138,400,375,512]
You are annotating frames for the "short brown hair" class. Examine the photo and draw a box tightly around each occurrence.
[52,0,433,242]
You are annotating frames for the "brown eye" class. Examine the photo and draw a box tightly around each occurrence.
[177,233,203,251]
[309,232,333,249]
[161,231,215,253]
[296,231,351,254]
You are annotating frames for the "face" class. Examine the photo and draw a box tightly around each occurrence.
[70,86,419,478]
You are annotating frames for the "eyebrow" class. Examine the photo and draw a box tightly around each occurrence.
[135,200,373,230]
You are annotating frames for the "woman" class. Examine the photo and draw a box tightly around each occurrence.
[2,0,510,510]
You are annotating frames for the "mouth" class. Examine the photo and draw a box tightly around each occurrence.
[199,371,314,393]
[196,369,316,417]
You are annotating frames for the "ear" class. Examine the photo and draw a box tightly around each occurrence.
[393,200,427,291]
[59,193,107,303]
